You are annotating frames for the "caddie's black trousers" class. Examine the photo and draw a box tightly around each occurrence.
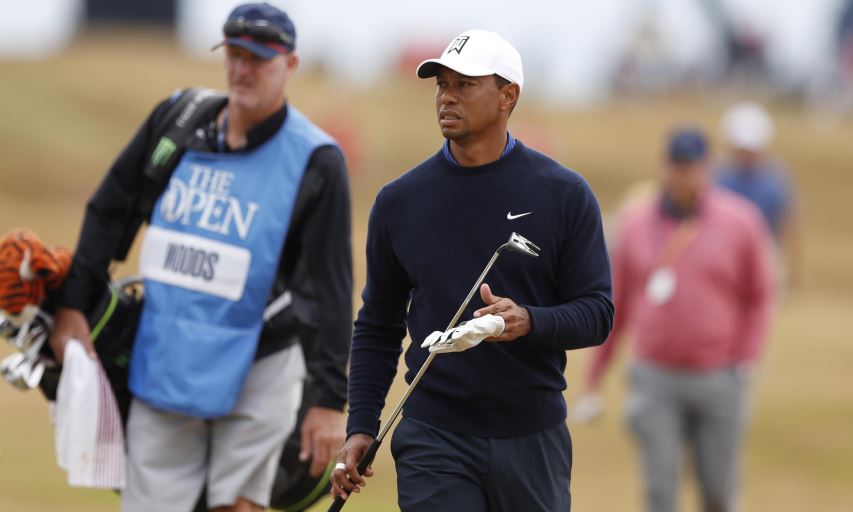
[391,416,572,512]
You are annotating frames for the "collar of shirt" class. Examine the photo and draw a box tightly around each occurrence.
[659,187,709,220]
[442,133,515,166]
[210,103,288,153]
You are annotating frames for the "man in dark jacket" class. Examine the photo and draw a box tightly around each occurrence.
[49,4,352,511]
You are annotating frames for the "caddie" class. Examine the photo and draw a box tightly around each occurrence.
[48,4,353,511]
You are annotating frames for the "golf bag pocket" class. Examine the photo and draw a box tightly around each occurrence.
[129,309,260,418]
[38,279,142,426]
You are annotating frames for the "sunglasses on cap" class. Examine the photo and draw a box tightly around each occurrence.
[223,19,294,50]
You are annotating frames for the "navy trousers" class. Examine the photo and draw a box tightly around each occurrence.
[391,417,572,512]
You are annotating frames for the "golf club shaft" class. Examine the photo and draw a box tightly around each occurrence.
[328,244,509,512]
[375,243,506,443]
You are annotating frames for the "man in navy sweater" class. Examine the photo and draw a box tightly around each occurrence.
[331,29,614,511]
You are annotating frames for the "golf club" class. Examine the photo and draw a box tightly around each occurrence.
[1,352,27,384]
[1,308,52,390]
[328,232,540,512]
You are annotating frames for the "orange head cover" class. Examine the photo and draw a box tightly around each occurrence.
[0,229,72,315]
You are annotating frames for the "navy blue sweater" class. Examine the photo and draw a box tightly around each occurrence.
[347,141,614,438]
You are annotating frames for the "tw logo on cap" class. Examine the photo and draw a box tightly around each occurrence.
[447,36,470,54]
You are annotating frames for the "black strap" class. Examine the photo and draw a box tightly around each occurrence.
[114,88,227,261]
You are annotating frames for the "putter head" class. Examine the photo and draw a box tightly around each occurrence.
[506,232,540,257]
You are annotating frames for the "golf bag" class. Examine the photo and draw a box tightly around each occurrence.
[22,278,138,422]
[1,276,331,511]
[0,88,334,510]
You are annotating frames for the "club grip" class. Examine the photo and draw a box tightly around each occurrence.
[327,494,347,512]
[327,438,382,512]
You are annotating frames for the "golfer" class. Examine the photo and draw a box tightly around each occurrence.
[48,4,352,511]
[576,127,775,512]
[331,30,614,511]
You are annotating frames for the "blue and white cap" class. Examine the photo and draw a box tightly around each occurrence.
[212,2,296,60]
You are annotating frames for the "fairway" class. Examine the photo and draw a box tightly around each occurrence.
[1,30,851,511]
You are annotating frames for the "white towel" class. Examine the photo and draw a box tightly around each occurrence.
[54,340,125,489]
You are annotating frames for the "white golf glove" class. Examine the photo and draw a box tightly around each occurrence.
[420,314,505,354]
[572,392,603,424]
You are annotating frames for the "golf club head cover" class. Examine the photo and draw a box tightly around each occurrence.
[0,228,72,316]
[420,314,505,354]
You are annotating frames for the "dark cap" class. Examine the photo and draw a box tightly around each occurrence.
[213,3,296,59]
[667,127,708,163]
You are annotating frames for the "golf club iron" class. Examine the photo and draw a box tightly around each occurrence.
[0,308,52,390]
[328,232,540,512]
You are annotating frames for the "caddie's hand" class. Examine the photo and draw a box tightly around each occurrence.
[48,307,95,365]
[420,314,505,354]
[299,406,346,477]
[330,433,375,500]
[472,283,531,341]
[572,392,604,424]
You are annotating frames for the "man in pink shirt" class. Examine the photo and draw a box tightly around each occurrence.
[575,127,775,512]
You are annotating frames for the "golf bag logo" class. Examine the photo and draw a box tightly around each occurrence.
[150,137,177,167]
[447,36,470,54]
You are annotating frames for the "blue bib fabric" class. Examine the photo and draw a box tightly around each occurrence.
[130,107,334,418]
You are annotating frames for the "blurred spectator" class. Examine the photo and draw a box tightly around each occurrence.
[613,13,674,95]
[836,0,853,108]
[574,127,775,512]
[839,0,853,82]
[715,102,802,291]
[698,0,770,89]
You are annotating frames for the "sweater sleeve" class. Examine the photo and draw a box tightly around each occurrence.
[524,177,615,351]
[733,211,776,363]
[346,189,411,438]
[297,146,353,411]
[55,98,173,312]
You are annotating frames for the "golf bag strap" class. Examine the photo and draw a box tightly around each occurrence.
[114,88,228,261]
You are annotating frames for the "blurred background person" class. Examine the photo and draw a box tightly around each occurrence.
[715,101,803,292]
[836,0,853,110]
[574,127,776,512]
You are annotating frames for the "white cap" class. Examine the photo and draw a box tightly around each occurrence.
[722,101,775,152]
[416,29,524,90]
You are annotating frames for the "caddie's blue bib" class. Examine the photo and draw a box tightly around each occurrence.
[131,107,334,418]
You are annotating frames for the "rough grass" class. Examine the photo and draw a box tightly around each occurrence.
[0,29,851,511]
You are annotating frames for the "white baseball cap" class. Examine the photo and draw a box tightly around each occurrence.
[722,101,775,151]
[416,29,524,90]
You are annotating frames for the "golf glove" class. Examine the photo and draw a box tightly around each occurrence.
[572,392,603,424]
[420,314,505,354]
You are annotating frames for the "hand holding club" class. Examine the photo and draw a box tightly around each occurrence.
[473,283,531,341]
[48,308,96,365]
[330,433,375,501]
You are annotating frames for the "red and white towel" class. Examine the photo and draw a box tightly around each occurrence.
[53,340,125,489]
